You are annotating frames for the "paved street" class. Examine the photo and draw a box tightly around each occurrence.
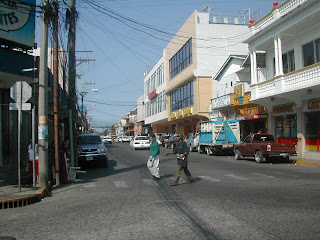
[1,143,320,240]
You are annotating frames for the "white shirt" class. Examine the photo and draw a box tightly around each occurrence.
[28,144,39,161]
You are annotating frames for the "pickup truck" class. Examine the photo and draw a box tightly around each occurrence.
[233,134,296,163]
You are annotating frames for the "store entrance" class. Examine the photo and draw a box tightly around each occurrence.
[240,119,267,141]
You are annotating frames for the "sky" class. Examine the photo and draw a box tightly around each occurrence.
[35,0,285,132]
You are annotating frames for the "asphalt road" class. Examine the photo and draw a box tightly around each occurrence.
[1,142,320,240]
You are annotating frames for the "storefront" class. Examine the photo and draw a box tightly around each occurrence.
[272,104,297,145]
[304,98,320,152]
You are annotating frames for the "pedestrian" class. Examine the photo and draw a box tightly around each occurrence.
[147,133,160,180]
[165,133,194,186]
[27,139,39,183]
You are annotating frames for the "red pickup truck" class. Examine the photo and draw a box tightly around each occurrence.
[234,134,296,163]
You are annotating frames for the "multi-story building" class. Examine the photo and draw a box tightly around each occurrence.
[244,0,320,160]
[144,55,167,133]
[164,11,249,136]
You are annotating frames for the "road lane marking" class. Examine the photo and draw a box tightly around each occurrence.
[251,173,276,179]
[114,181,128,188]
[142,179,159,186]
[199,176,221,182]
[225,174,248,181]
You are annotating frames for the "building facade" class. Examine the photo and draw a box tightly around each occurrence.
[164,11,249,137]
[144,55,167,134]
[245,0,320,160]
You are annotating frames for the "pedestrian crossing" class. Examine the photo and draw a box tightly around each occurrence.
[81,172,302,189]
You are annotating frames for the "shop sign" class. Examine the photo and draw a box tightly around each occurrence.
[239,106,267,116]
[211,94,230,110]
[234,84,243,97]
[237,114,267,121]
[183,107,192,116]
[273,104,294,114]
[176,110,183,118]
[148,89,157,100]
[218,108,235,119]
[170,112,176,119]
[308,98,320,110]
[0,0,36,49]
[231,92,251,106]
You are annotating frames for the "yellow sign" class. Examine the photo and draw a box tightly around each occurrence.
[170,112,176,119]
[176,110,183,118]
[239,106,267,116]
[234,84,243,97]
[273,105,294,114]
[231,92,251,106]
[183,108,192,116]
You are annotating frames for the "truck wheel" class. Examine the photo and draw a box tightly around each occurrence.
[206,147,211,155]
[197,145,202,154]
[189,145,193,152]
[234,149,242,160]
[255,151,264,163]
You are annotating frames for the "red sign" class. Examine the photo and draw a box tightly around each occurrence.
[148,89,157,100]
[236,114,268,121]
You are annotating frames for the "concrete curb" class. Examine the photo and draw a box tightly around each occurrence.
[292,160,320,167]
[0,189,47,209]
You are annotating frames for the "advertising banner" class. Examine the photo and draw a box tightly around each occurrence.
[0,0,36,49]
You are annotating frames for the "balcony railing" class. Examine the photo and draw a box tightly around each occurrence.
[251,62,320,100]
[249,0,308,33]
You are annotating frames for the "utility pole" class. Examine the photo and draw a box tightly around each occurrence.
[38,0,49,190]
[68,0,77,167]
[53,0,60,185]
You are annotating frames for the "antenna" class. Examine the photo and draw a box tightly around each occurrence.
[201,2,214,14]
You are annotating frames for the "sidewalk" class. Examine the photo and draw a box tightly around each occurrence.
[290,156,320,166]
[0,184,46,209]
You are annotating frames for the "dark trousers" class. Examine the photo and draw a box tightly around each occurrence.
[173,165,193,184]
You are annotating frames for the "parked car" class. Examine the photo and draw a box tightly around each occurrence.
[78,133,108,169]
[185,132,199,152]
[103,136,113,144]
[130,136,151,150]
[234,133,296,163]
[160,135,170,147]
[164,135,178,149]
[121,136,131,143]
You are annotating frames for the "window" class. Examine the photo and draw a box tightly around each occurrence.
[169,38,193,79]
[282,50,295,74]
[170,81,193,111]
[244,135,252,143]
[303,41,315,67]
[274,115,297,144]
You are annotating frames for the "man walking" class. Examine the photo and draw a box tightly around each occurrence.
[148,133,160,180]
[165,133,194,186]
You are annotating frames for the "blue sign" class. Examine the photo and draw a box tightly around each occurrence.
[0,0,36,48]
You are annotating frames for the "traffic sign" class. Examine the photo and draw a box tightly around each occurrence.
[9,103,31,111]
[10,81,32,103]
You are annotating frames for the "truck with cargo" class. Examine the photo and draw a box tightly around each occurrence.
[198,120,240,155]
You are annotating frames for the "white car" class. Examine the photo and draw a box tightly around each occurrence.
[130,136,151,150]
[121,136,131,143]
[103,136,113,144]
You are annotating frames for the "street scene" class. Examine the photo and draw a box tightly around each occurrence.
[1,143,320,239]
[1,0,320,239]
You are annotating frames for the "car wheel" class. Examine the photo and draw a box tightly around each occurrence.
[234,149,242,160]
[255,150,264,163]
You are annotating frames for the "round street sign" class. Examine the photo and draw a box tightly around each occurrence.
[10,81,32,103]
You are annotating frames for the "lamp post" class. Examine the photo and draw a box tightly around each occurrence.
[79,88,98,133]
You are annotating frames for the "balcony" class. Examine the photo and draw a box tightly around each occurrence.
[251,62,320,101]
[249,0,308,34]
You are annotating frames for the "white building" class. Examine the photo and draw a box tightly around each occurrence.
[244,0,320,160]
[144,55,167,133]
[163,11,249,136]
